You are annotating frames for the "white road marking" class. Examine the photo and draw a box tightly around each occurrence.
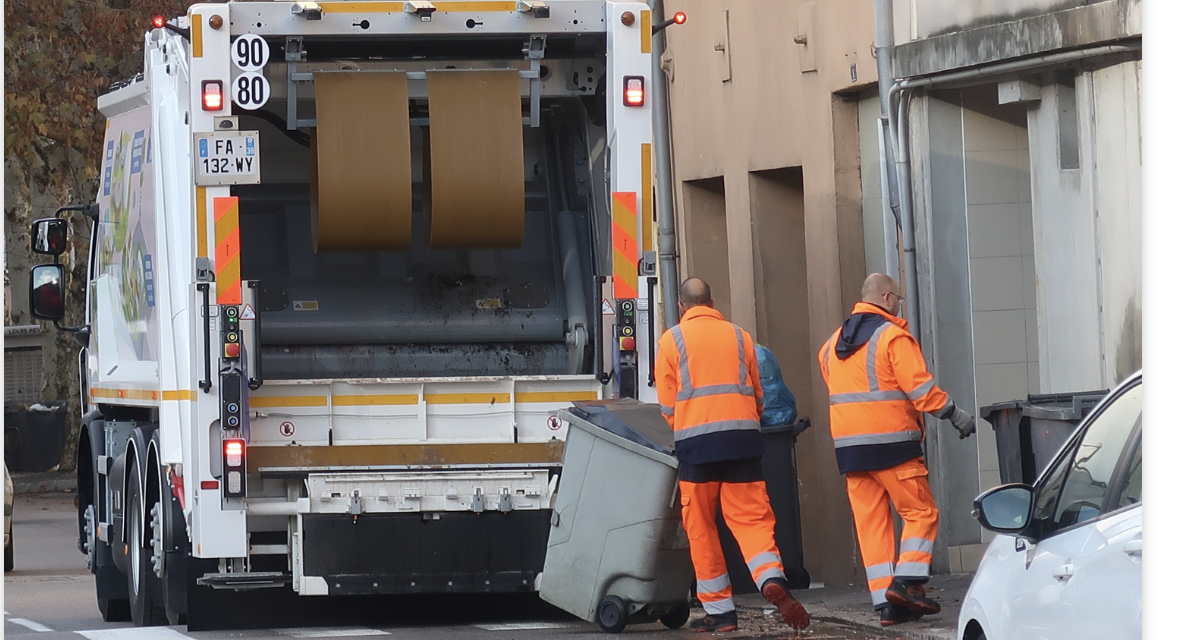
[7,618,54,632]
[77,628,194,640]
[473,622,575,631]
[273,629,389,638]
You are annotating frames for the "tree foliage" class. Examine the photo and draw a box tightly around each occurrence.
[5,1,195,188]
[4,1,194,471]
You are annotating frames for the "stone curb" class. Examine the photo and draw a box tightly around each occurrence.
[11,473,77,495]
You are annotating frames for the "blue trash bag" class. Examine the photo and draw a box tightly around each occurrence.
[755,344,798,428]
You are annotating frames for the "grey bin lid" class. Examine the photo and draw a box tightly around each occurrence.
[979,390,1109,421]
[564,399,675,456]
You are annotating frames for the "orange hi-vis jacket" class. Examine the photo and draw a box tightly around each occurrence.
[817,302,953,474]
[657,306,765,465]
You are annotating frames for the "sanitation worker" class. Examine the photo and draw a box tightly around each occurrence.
[817,273,977,627]
[656,278,810,632]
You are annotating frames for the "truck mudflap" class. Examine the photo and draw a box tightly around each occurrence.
[298,510,551,596]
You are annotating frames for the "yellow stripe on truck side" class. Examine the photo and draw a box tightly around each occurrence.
[335,394,419,406]
[191,13,204,58]
[195,186,208,259]
[250,396,328,408]
[642,143,654,251]
[424,393,512,405]
[641,11,652,53]
[516,391,599,403]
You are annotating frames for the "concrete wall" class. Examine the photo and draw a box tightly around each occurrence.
[1092,61,1142,384]
[910,0,1114,40]
[1027,70,1108,392]
[892,0,1141,78]
[664,0,876,586]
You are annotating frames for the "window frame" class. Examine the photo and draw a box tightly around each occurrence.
[1028,376,1142,540]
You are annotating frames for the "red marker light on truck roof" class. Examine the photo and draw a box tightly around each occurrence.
[152,15,166,29]
[201,80,224,111]
[623,76,644,107]
[674,12,687,24]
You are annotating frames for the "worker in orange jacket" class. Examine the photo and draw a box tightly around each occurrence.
[817,273,977,627]
[656,278,810,633]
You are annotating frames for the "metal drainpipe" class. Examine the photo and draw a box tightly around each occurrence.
[650,0,681,331]
[873,0,902,282]
[885,41,1140,337]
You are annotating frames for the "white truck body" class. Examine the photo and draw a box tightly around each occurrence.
[51,1,661,627]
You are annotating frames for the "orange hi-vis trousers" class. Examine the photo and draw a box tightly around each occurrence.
[679,480,786,615]
[845,457,939,607]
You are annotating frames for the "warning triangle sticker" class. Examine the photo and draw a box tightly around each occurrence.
[602,299,615,315]
[241,303,257,320]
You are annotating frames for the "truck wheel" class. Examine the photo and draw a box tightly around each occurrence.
[97,591,131,622]
[5,530,13,572]
[596,596,628,634]
[659,601,690,629]
[127,479,168,626]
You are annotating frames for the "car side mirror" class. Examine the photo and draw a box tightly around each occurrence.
[29,264,66,321]
[31,218,68,256]
[972,484,1034,534]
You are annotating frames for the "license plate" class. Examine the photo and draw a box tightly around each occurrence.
[194,131,261,186]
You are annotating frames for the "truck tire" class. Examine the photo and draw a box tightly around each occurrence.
[127,477,168,626]
[5,530,13,572]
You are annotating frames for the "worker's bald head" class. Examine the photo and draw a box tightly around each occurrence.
[862,273,903,316]
[678,278,713,310]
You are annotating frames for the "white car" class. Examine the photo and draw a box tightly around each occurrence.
[958,372,1142,640]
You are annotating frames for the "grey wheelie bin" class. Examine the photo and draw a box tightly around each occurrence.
[981,389,1108,485]
[539,399,694,633]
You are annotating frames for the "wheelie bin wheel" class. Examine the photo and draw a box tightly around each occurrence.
[596,595,629,633]
[659,601,691,629]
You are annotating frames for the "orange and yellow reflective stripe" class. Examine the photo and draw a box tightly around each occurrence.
[611,192,639,299]
[214,196,241,305]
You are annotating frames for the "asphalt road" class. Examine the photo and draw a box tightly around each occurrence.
[4,492,894,640]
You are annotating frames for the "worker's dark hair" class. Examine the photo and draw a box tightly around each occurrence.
[679,278,712,307]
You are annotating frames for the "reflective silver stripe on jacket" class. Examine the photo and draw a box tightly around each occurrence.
[829,390,909,405]
[673,419,762,442]
[833,430,922,449]
[866,322,892,391]
[660,404,675,416]
[671,323,754,402]
[697,572,732,594]
[906,378,936,401]
[899,537,934,555]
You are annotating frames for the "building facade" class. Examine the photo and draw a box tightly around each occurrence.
[660,0,1141,585]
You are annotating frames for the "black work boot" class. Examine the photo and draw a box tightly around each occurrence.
[761,577,811,630]
[878,603,923,626]
[689,610,739,633]
[885,579,941,615]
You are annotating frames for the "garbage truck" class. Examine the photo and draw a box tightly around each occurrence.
[26,0,667,628]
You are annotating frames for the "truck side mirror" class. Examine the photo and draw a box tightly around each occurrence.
[31,218,68,256]
[30,264,66,321]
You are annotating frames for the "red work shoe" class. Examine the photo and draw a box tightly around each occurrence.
[885,579,941,615]
[689,610,739,633]
[761,577,811,630]
[879,604,923,626]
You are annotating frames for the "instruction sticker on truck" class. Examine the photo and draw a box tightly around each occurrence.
[194,131,261,186]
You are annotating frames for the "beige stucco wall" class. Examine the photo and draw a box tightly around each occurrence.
[663,0,877,586]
